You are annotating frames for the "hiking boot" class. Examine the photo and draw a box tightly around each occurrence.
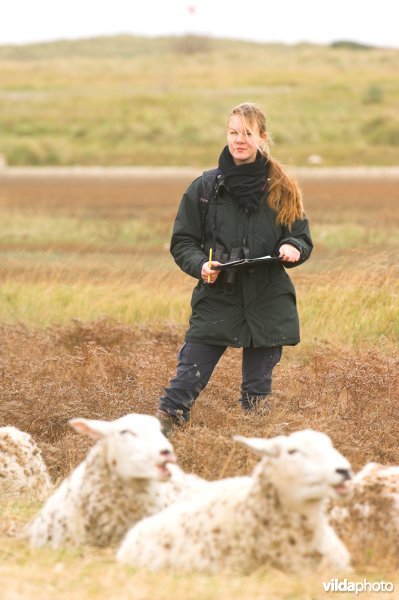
[241,395,271,415]
[156,410,183,437]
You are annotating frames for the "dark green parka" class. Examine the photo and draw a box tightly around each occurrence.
[171,175,313,348]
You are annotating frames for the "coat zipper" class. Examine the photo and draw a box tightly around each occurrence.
[243,207,250,250]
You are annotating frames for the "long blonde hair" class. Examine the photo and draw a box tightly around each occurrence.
[229,103,304,229]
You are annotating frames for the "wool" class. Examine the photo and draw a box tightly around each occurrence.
[117,430,352,574]
[0,426,51,500]
[27,413,215,548]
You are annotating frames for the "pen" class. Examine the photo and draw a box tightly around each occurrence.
[207,248,212,284]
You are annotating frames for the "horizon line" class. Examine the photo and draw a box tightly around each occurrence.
[0,33,397,51]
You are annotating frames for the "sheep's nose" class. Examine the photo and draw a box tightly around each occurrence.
[160,449,176,463]
[336,468,351,481]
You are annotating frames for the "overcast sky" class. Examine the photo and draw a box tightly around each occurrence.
[1,0,397,47]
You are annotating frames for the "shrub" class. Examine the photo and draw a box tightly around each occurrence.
[363,84,384,105]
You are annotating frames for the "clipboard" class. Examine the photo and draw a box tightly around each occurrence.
[213,255,281,271]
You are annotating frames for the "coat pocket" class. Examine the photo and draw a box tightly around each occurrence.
[190,282,212,309]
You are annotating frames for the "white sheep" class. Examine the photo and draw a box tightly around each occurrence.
[28,413,197,549]
[0,426,51,500]
[330,462,399,560]
[117,429,352,574]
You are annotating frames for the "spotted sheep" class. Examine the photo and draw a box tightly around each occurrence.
[28,413,210,549]
[117,429,353,574]
[0,426,51,500]
[330,461,399,560]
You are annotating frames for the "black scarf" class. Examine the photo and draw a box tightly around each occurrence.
[218,146,268,214]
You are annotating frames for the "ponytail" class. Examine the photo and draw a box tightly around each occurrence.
[266,156,304,230]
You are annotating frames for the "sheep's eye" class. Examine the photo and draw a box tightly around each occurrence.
[120,430,137,437]
[288,449,298,455]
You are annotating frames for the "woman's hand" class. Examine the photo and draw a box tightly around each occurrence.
[279,244,301,263]
[201,261,222,284]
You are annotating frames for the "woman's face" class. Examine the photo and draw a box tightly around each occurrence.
[227,114,266,165]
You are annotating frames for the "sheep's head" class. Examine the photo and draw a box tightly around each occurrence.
[234,429,352,505]
[69,413,176,482]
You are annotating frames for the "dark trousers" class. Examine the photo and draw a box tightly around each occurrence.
[158,341,282,421]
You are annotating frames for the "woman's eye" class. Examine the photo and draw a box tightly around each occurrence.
[288,449,298,455]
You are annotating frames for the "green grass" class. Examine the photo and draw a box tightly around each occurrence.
[0,36,399,166]
[0,213,169,247]
[311,223,399,251]
[0,279,190,326]
[296,266,399,349]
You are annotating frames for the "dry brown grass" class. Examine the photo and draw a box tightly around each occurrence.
[1,319,397,482]
[0,318,398,575]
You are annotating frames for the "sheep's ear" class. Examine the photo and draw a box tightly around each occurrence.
[69,418,111,439]
[233,435,283,458]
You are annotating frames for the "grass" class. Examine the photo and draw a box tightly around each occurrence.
[0,172,398,598]
[3,523,393,600]
[0,322,398,599]
[0,212,169,246]
[0,279,190,325]
[0,173,397,349]
[297,265,398,349]
[0,36,399,166]
[0,259,397,350]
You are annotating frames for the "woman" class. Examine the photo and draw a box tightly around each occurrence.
[156,102,313,435]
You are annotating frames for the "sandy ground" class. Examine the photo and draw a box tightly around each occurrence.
[1,167,398,220]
